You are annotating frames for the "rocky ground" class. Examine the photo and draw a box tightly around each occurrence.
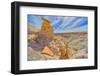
[28,31,88,61]
[55,32,88,59]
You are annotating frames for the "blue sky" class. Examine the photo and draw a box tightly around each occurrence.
[28,15,88,33]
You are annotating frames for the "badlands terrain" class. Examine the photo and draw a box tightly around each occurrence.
[27,24,88,61]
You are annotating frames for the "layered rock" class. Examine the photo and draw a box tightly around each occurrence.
[28,47,45,60]
[41,18,54,40]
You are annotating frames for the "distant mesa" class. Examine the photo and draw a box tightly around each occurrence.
[28,24,40,34]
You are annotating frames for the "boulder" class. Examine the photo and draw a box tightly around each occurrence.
[41,46,54,56]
